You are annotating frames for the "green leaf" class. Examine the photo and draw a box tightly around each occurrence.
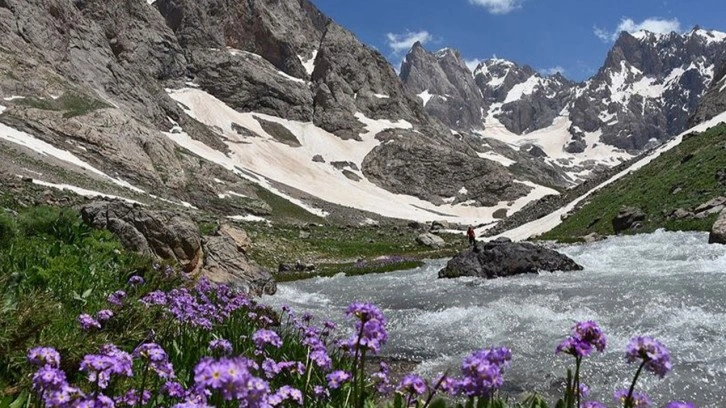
[9,391,29,408]
[81,288,92,298]
[393,393,405,408]
[428,399,448,408]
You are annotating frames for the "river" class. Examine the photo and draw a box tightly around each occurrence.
[262,230,726,407]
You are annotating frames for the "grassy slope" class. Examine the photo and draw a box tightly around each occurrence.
[540,123,726,241]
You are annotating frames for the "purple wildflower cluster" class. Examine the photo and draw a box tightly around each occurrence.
[127,275,145,286]
[191,356,268,403]
[556,320,607,357]
[139,277,250,329]
[79,344,133,389]
[252,329,283,349]
[208,338,233,355]
[133,343,175,379]
[107,290,126,307]
[625,336,673,378]
[457,347,512,398]
[341,302,388,354]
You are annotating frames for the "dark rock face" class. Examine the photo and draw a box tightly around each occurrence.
[709,209,726,244]
[612,207,646,233]
[400,44,484,130]
[691,61,726,126]
[438,238,583,279]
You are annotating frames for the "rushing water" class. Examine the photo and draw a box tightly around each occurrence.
[262,230,726,407]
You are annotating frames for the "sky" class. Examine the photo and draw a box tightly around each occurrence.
[310,0,726,81]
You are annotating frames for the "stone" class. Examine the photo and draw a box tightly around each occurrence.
[709,208,726,244]
[431,220,450,231]
[438,239,582,279]
[416,233,445,249]
[581,233,606,243]
[202,226,276,296]
[612,207,646,234]
[669,208,693,220]
[312,154,325,163]
[694,197,726,214]
[81,200,203,274]
[716,169,726,186]
[299,230,311,239]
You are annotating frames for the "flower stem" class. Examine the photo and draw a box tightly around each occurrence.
[626,361,647,408]
[574,356,582,408]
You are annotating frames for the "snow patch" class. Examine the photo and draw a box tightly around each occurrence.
[477,151,516,167]
[214,178,226,184]
[0,121,145,193]
[29,178,142,204]
[417,90,433,106]
[373,93,390,99]
[693,29,726,45]
[227,215,270,223]
[503,76,541,104]
[492,110,726,241]
[3,95,25,101]
[458,187,468,195]
[298,50,318,76]
[276,70,307,84]
[0,105,5,115]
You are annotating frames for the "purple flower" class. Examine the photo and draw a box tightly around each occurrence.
[209,339,233,354]
[253,329,283,349]
[346,302,386,323]
[134,343,175,379]
[96,309,114,322]
[32,365,67,391]
[326,370,351,389]
[625,336,672,378]
[580,402,607,408]
[162,381,187,398]
[436,374,457,396]
[140,290,167,306]
[313,385,330,400]
[128,275,145,285]
[664,402,697,408]
[309,349,332,370]
[193,356,265,402]
[342,302,388,355]
[397,374,427,396]
[107,290,126,307]
[573,321,607,352]
[578,383,590,398]
[27,347,61,368]
[614,389,652,408]
[270,386,303,406]
[115,389,151,406]
[79,344,133,389]
[77,313,101,330]
[556,337,592,357]
[458,347,510,398]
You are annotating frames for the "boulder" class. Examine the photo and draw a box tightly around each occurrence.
[431,220,450,231]
[81,200,203,274]
[416,233,445,249]
[612,207,646,233]
[668,208,693,220]
[202,225,276,296]
[438,238,582,279]
[709,209,726,244]
[581,233,606,243]
[694,197,726,214]
[312,154,325,163]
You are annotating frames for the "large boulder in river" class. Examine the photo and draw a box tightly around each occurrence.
[438,238,582,279]
[612,207,646,234]
[709,209,726,244]
[81,200,203,273]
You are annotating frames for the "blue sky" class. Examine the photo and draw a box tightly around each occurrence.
[310,0,726,81]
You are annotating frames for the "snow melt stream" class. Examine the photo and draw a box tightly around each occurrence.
[264,231,726,407]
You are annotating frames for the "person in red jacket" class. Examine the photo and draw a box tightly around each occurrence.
[467,226,476,246]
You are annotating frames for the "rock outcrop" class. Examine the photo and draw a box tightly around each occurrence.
[415,233,445,249]
[81,200,204,274]
[709,208,726,244]
[438,238,582,279]
[80,200,275,295]
[612,207,646,233]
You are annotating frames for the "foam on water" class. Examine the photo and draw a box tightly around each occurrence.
[263,231,726,407]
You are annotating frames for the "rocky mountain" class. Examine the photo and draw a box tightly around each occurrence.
[401,28,726,181]
[0,0,570,227]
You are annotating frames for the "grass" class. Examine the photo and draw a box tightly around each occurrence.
[252,185,325,224]
[14,92,110,118]
[540,124,726,241]
[274,259,426,283]
[0,206,159,391]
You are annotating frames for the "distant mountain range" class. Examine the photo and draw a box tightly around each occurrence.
[0,0,725,225]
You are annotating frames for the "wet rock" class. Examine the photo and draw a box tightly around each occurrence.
[416,233,445,249]
[438,238,582,279]
[709,209,726,244]
[612,207,646,234]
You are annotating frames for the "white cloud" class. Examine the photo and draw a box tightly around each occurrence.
[468,0,526,14]
[465,58,485,72]
[386,30,433,54]
[594,17,682,42]
[540,66,565,76]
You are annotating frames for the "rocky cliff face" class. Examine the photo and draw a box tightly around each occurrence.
[691,60,726,125]
[0,0,569,228]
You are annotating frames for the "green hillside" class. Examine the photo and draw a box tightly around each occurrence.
[540,123,726,241]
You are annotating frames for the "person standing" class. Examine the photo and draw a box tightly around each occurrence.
[467,226,476,246]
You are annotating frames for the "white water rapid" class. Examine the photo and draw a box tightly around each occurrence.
[262,230,726,407]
